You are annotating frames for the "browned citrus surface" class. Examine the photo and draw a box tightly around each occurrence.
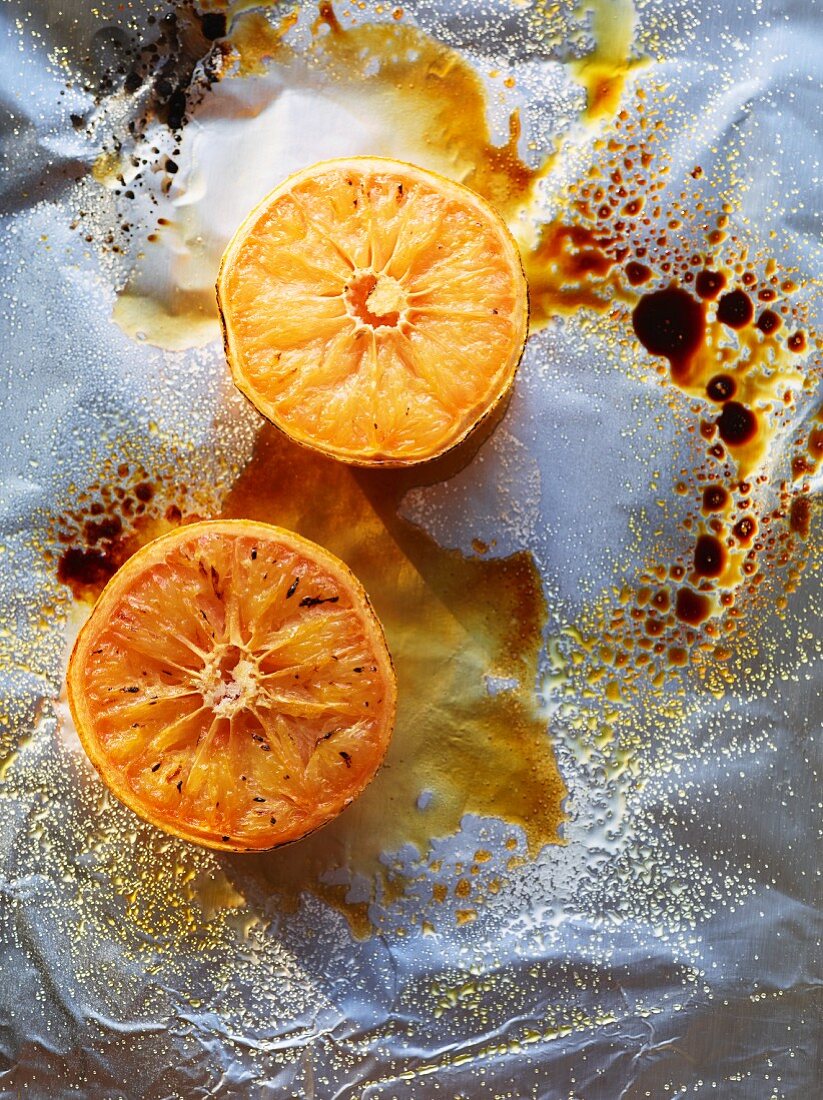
[67,520,396,851]
[217,156,528,465]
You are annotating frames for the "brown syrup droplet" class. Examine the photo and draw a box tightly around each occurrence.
[788,331,807,353]
[645,616,664,637]
[695,269,726,300]
[134,481,155,502]
[789,497,811,538]
[652,589,671,612]
[792,455,809,480]
[717,401,757,447]
[706,374,736,402]
[756,309,781,334]
[716,289,754,329]
[675,587,711,625]
[807,425,823,459]
[625,261,651,286]
[702,485,728,512]
[632,286,705,382]
[733,516,756,545]
[693,534,726,578]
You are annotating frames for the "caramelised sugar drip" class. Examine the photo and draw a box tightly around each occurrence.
[629,274,803,483]
[52,462,196,603]
[625,273,815,653]
[518,83,821,688]
[631,286,706,383]
[69,524,395,850]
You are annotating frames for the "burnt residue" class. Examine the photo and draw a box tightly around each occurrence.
[54,463,194,602]
[70,2,233,246]
[716,289,754,330]
[531,85,820,688]
[695,269,727,300]
[57,547,120,593]
[632,286,705,382]
[105,5,229,136]
[130,7,229,133]
[706,374,736,402]
[298,595,340,609]
[717,402,758,447]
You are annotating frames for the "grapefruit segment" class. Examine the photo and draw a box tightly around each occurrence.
[67,520,396,852]
[217,157,529,466]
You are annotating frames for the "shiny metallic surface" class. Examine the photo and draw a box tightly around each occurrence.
[0,1,820,1096]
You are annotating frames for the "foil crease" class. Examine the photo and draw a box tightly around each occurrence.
[0,1,821,1097]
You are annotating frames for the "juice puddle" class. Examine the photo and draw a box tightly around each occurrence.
[217,425,566,935]
[53,424,567,935]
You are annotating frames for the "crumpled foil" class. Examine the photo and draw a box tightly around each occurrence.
[1,1,821,1097]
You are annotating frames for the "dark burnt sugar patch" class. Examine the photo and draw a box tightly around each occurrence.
[717,401,758,447]
[632,286,705,381]
[130,7,231,134]
[72,3,233,204]
[65,2,238,266]
[706,374,736,402]
[695,269,727,300]
[716,289,754,330]
[756,309,781,334]
[52,462,198,602]
[693,534,726,578]
[674,587,711,625]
